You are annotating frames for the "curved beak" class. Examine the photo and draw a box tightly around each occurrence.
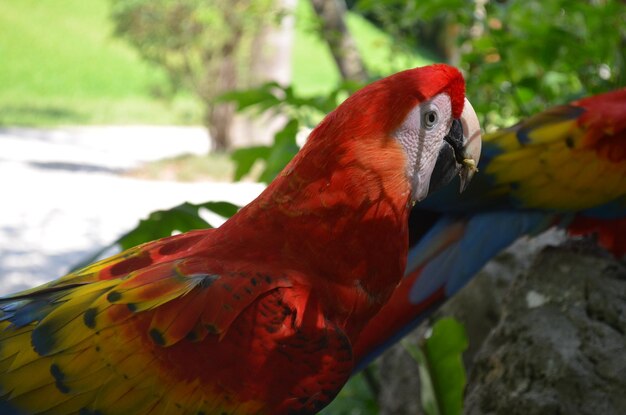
[427,98,482,195]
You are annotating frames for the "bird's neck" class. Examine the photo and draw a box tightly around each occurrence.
[217,131,412,335]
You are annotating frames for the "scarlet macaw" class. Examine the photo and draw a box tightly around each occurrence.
[354,87,626,366]
[0,65,481,415]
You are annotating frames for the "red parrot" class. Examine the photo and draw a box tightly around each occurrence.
[0,65,481,415]
[353,87,626,367]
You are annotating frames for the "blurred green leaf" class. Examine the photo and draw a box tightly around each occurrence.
[258,119,300,183]
[219,84,282,112]
[319,370,379,415]
[226,80,364,183]
[230,119,300,183]
[201,201,239,218]
[404,318,468,415]
[231,146,271,181]
[70,201,239,272]
[117,202,210,249]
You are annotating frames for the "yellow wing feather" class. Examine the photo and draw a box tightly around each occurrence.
[0,238,299,415]
[484,105,626,211]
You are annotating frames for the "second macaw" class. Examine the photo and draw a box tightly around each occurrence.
[355,87,626,366]
[0,65,481,415]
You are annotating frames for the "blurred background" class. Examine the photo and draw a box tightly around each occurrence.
[0,0,625,413]
[2,0,623,139]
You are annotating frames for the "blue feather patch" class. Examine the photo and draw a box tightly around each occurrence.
[408,211,550,304]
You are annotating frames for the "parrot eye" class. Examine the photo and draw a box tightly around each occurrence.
[423,110,438,129]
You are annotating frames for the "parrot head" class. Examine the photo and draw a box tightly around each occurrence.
[315,64,482,203]
[420,96,481,199]
[379,64,481,201]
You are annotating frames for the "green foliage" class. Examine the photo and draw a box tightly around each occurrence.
[222,80,362,182]
[350,0,468,59]
[71,201,238,271]
[221,80,361,120]
[117,201,238,249]
[467,0,624,129]
[355,0,626,131]
[293,0,433,96]
[320,371,379,415]
[109,0,275,97]
[404,318,468,415]
[108,0,278,141]
[109,0,283,149]
[231,119,301,182]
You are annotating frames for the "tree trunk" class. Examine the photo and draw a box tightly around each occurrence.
[231,0,296,148]
[249,0,295,87]
[309,0,368,82]
[206,53,238,152]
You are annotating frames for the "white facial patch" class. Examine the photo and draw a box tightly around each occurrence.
[392,93,453,201]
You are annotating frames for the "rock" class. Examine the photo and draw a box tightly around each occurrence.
[378,323,428,415]
[377,230,566,414]
[464,246,626,415]
[376,231,626,415]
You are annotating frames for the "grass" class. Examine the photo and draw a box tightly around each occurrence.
[0,0,430,127]
[0,96,201,126]
[0,0,200,126]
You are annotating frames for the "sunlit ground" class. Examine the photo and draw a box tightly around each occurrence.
[0,127,265,295]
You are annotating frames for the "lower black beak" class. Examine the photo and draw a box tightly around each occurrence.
[428,119,466,195]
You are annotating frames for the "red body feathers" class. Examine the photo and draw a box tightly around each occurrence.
[0,65,471,414]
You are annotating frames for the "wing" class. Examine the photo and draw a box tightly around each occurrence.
[354,88,626,367]
[0,230,352,415]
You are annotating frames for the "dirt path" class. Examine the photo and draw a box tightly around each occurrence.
[0,126,264,295]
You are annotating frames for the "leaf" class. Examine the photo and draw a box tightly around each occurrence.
[230,120,300,184]
[117,202,209,249]
[319,370,379,415]
[403,317,468,415]
[273,118,299,146]
[218,82,282,111]
[231,146,271,180]
[259,119,300,183]
[198,201,239,218]
[70,201,240,272]
[403,343,440,415]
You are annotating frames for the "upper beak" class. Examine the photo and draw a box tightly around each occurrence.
[427,98,482,195]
